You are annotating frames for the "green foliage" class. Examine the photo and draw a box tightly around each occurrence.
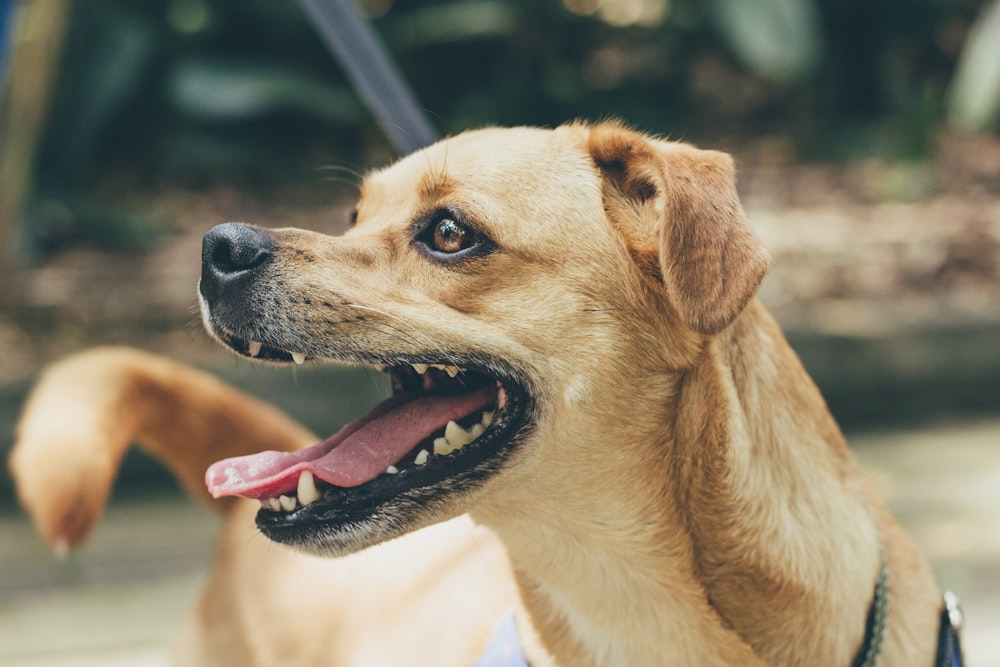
[21,0,995,250]
[708,0,821,84]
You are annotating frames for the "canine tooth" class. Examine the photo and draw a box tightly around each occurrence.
[481,410,494,427]
[260,497,286,512]
[248,341,263,358]
[297,471,320,506]
[412,363,429,375]
[433,436,454,456]
[445,420,474,448]
[291,351,305,365]
[385,465,399,474]
[262,497,281,512]
[278,495,297,512]
[414,449,429,465]
[444,365,460,378]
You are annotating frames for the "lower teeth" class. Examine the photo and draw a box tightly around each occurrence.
[260,407,501,510]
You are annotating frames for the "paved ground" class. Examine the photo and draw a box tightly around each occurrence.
[1,418,998,666]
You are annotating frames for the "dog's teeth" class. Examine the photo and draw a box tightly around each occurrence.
[385,465,399,474]
[481,410,494,427]
[262,497,281,512]
[469,423,486,440]
[444,365,461,378]
[414,449,429,465]
[445,420,475,448]
[412,363,429,375]
[291,352,306,365]
[278,495,297,512]
[297,471,320,506]
[433,436,454,456]
[248,341,263,358]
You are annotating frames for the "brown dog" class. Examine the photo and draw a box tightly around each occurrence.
[12,121,948,666]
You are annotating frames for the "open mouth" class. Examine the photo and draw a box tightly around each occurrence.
[204,333,532,551]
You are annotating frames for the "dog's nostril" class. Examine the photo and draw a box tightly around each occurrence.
[211,237,253,273]
[203,223,273,277]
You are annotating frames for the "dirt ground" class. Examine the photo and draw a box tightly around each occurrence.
[1,130,998,386]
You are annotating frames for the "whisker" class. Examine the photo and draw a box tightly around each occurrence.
[344,318,423,349]
[315,162,364,179]
[344,303,464,367]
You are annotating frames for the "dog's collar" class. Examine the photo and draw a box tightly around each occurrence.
[475,557,965,667]
[850,551,965,667]
[851,552,890,667]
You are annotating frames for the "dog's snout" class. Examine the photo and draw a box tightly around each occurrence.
[203,223,273,276]
[200,223,274,304]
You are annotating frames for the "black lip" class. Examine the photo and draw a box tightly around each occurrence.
[213,328,302,363]
[254,373,533,554]
[204,309,536,553]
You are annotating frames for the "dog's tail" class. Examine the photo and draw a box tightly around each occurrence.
[8,346,315,554]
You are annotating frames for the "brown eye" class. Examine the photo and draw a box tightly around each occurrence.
[432,217,473,253]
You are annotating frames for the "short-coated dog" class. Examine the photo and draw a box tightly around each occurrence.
[11,121,954,666]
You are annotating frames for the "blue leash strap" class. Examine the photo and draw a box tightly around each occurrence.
[475,615,531,667]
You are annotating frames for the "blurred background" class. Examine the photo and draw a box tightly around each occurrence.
[0,0,998,664]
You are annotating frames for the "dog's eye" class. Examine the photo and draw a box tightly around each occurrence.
[413,210,491,262]
[431,217,475,254]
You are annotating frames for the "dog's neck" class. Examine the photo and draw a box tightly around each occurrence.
[475,301,884,667]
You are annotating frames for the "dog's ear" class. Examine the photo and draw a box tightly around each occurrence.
[587,122,769,335]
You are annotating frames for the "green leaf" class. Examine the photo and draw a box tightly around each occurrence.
[385,1,521,50]
[948,0,1000,131]
[167,60,363,125]
[709,0,821,84]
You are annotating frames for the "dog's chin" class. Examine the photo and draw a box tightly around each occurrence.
[203,318,535,558]
[255,467,501,557]
[254,414,534,556]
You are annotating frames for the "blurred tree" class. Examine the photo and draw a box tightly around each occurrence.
[3,0,993,259]
[0,0,69,305]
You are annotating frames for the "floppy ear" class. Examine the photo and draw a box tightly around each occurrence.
[587,122,769,335]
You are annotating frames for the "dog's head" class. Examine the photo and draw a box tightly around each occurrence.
[199,121,769,555]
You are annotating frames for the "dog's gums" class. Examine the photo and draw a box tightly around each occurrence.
[203,343,532,548]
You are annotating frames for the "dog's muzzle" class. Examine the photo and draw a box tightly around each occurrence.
[200,222,274,306]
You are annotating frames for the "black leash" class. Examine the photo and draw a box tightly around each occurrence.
[296,0,439,155]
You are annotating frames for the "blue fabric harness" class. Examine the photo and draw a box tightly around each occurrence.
[474,616,530,667]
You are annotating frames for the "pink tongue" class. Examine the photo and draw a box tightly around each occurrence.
[205,385,495,499]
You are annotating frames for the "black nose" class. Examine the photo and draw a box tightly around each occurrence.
[200,223,274,301]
